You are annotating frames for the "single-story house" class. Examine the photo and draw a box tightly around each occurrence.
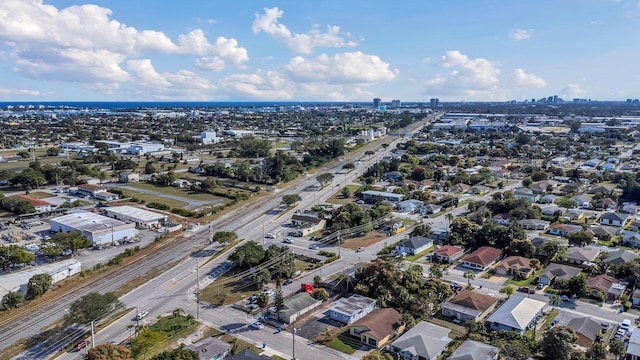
[587,274,626,300]
[447,340,500,360]
[588,185,613,195]
[566,209,587,221]
[361,190,405,204]
[567,317,603,348]
[622,204,639,215]
[188,337,231,360]
[230,349,271,360]
[492,213,511,226]
[387,321,450,360]
[601,198,617,211]
[327,294,377,325]
[383,171,403,182]
[539,194,559,204]
[514,187,540,203]
[486,296,546,334]
[629,220,640,232]
[625,330,640,360]
[548,223,583,237]
[531,237,569,255]
[395,236,433,256]
[493,256,534,279]
[571,194,592,208]
[517,219,550,231]
[604,249,640,265]
[460,246,502,271]
[538,263,583,285]
[432,245,465,263]
[468,185,490,195]
[430,228,449,243]
[600,212,630,227]
[291,212,327,237]
[633,288,640,308]
[541,205,561,218]
[269,292,321,324]
[119,171,140,183]
[567,247,600,266]
[441,289,499,323]
[451,183,470,193]
[587,225,618,240]
[623,230,640,248]
[348,308,404,348]
[422,204,442,215]
[396,199,424,213]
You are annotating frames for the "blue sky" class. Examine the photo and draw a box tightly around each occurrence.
[0,0,638,102]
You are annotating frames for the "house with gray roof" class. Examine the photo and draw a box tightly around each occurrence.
[188,337,231,360]
[604,249,640,265]
[571,194,592,208]
[600,212,630,227]
[514,187,540,203]
[388,321,451,360]
[327,294,376,324]
[567,247,600,266]
[517,219,550,231]
[269,292,321,324]
[486,296,546,334]
[447,340,500,360]
[538,263,582,285]
[566,317,602,348]
[395,236,433,256]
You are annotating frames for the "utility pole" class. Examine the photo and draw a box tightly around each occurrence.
[196,259,200,319]
[262,222,265,246]
[292,320,299,360]
[90,320,95,349]
[110,224,115,246]
[337,231,341,258]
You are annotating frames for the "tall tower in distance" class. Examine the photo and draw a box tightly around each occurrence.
[373,98,382,109]
[430,98,440,107]
[391,99,401,108]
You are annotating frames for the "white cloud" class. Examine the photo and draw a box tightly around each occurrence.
[424,51,501,98]
[126,59,216,100]
[560,83,587,99]
[0,87,42,98]
[0,0,248,89]
[284,51,397,84]
[220,71,293,100]
[252,7,357,54]
[512,68,546,87]
[421,57,431,64]
[509,28,534,41]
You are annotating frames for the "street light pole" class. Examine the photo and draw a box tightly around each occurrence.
[196,259,200,319]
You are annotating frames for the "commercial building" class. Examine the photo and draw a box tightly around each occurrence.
[49,212,137,246]
[361,190,404,204]
[373,98,382,109]
[0,259,81,308]
[103,206,167,229]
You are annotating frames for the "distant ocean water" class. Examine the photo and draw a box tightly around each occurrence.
[0,101,384,109]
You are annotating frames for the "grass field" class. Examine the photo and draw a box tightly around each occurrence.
[325,332,360,354]
[325,184,360,205]
[128,182,231,202]
[340,230,389,250]
[113,187,189,209]
[25,191,51,199]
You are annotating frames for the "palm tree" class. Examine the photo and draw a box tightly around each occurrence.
[463,270,475,287]
[445,213,454,230]
[549,294,561,309]
[256,292,270,320]
[172,308,184,330]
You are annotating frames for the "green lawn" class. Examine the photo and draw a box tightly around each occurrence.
[405,246,434,262]
[25,191,52,199]
[506,269,542,286]
[112,188,189,209]
[128,182,231,202]
[326,332,360,355]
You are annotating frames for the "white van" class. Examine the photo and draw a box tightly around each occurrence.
[621,319,631,330]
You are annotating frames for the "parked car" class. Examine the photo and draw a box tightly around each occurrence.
[263,289,274,296]
[284,279,293,285]
[250,322,264,330]
[518,286,535,294]
[356,247,365,252]
[136,310,149,320]
[560,295,570,302]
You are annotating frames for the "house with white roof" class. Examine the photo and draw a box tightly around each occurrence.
[486,296,546,334]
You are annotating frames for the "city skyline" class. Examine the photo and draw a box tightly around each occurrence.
[0,0,639,102]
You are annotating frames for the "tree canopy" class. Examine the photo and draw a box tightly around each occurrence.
[26,273,52,299]
[228,241,265,270]
[540,326,578,360]
[282,194,302,207]
[212,231,238,244]
[87,344,131,360]
[65,292,123,326]
[150,348,199,360]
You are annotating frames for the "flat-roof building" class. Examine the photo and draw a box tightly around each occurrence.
[103,206,167,229]
[49,212,137,246]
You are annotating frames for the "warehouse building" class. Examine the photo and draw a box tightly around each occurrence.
[103,206,167,229]
[49,212,137,245]
[0,259,81,309]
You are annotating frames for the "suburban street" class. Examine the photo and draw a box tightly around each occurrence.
[36,114,441,360]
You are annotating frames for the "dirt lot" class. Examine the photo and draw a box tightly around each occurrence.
[340,230,388,250]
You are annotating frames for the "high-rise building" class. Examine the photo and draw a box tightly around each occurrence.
[430,98,439,107]
[373,98,382,109]
[391,99,401,108]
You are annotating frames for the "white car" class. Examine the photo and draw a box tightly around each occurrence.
[136,310,149,320]
[283,238,293,244]
[263,289,275,296]
[250,322,264,330]
[265,233,276,239]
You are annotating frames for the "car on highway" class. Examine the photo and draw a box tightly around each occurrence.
[356,247,365,252]
[265,233,276,239]
[284,279,293,285]
[74,340,91,352]
[136,310,149,320]
[263,289,274,296]
[283,238,293,244]
[250,322,264,329]
[309,244,319,250]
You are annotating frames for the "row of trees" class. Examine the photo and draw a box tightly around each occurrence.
[228,242,296,289]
